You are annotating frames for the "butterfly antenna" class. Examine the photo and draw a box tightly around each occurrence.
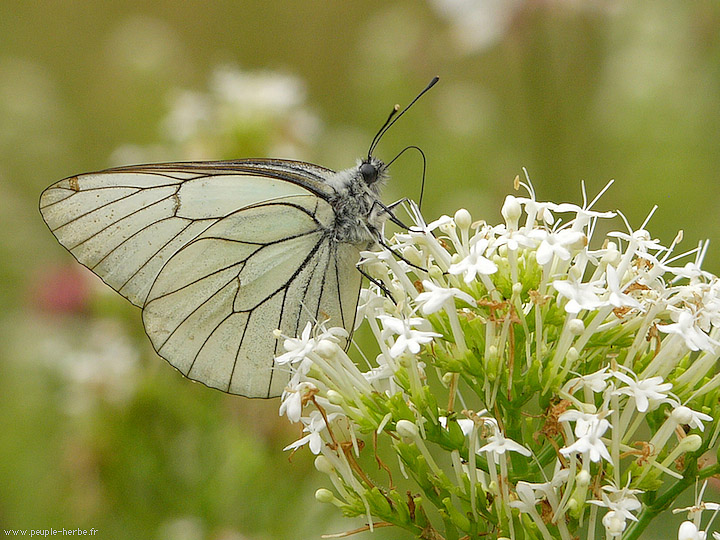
[386,145,427,211]
[367,76,439,159]
[367,105,400,161]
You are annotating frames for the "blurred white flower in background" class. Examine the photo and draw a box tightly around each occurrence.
[429,0,520,53]
[38,318,140,416]
[112,65,321,164]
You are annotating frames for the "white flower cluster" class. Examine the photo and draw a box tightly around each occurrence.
[111,65,320,164]
[277,177,720,540]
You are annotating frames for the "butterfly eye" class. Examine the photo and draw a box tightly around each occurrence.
[360,161,378,184]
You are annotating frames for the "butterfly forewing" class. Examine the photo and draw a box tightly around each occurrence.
[39,161,364,398]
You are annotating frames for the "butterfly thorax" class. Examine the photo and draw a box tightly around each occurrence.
[326,158,387,246]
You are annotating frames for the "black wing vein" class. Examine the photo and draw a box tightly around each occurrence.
[116,219,207,292]
[185,310,236,378]
[151,272,240,351]
[72,195,176,254]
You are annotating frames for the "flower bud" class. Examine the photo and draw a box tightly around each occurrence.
[396,419,420,439]
[315,488,335,503]
[568,318,585,335]
[602,511,626,535]
[501,195,522,230]
[454,208,472,230]
[678,434,702,454]
[487,480,499,495]
[326,390,344,405]
[576,469,591,487]
[314,455,334,474]
[402,246,424,267]
[315,339,338,359]
[601,243,621,265]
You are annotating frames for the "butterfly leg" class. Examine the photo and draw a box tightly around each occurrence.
[373,198,412,230]
[356,264,397,304]
[375,237,428,274]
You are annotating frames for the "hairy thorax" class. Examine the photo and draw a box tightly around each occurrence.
[327,164,387,246]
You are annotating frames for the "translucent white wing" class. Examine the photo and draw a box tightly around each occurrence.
[39,161,362,398]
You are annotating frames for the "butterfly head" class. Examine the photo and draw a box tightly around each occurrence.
[359,156,387,187]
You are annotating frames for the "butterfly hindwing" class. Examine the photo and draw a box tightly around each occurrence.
[39,162,363,398]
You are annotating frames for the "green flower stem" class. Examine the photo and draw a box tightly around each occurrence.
[506,407,530,479]
[623,460,720,540]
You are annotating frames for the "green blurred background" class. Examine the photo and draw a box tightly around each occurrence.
[2,2,720,539]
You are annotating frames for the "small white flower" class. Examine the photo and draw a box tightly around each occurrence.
[275,322,315,365]
[532,228,586,266]
[565,367,612,395]
[448,238,498,283]
[590,482,643,522]
[685,408,713,432]
[602,510,627,537]
[612,370,673,413]
[559,410,612,463]
[668,262,715,282]
[415,280,476,314]
[609,229,666,253]
[362,352,396,384]
[697,281,720,331]
[378,315,441,358]
[510,468,571,512]
[478,427,531,463]
[492,225,537,252]
[678,520,706,540]
[283,410,341,454]
[359,247,408,275]
[211,67,304,113]
[279,381,317,423]
[553,278,607,314]
[668,404,714,433]
[673,480,720,523]
[559,204,616,231]
[605,264,642,309]
[521,198,557,225]
[509,481,542,510]
[425,215,454,232]
[657,310,718,352]
[355,287,388,328]
[275,322,348,366]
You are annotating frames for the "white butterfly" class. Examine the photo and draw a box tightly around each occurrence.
[39,78,437,399]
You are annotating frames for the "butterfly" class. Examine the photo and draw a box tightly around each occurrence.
[39,77,437,398]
